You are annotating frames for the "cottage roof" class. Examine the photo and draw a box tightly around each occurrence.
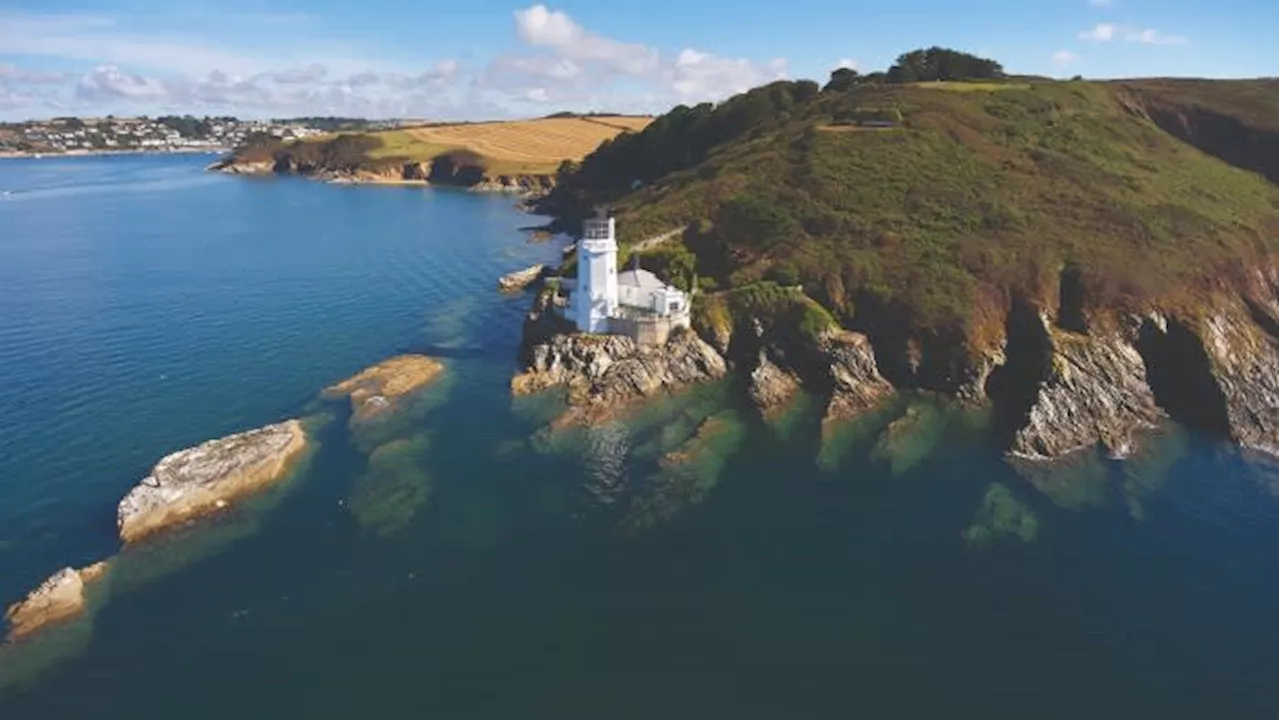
[618,268,671,292]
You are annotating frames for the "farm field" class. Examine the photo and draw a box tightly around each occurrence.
[365,116,654,174]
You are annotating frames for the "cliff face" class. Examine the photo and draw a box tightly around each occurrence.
[995,310,1162,460]
[983,275,1278,462]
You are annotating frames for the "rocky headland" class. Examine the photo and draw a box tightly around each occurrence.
[4,562,109,641]
[512,328,728,426]
[117,420,308,544]
[323,354,446,425]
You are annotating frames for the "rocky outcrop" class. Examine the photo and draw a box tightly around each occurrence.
[497,264,546,293]
[747,351,801,419]
[323,355,445,424]
[818,330,895,423]
[1199,310,1279,456]
[5,562,109,640]
[512,329,727,425]
[470,175,555,194]
[209,159,274,175]
[1009,315,1163,460]
[117,420,308,544]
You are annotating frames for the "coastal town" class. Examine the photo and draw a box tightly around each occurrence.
[0,116,325,156]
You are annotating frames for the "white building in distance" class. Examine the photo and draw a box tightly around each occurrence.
[561,208,691,345]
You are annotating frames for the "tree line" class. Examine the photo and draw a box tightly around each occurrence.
[824,47,1004,91]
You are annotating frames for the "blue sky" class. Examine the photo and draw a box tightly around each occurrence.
[0,0,1275,120]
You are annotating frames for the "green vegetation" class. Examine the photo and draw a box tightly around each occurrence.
[692,281,837,344]
[886,47,1004,84]
[541,53,1278,347]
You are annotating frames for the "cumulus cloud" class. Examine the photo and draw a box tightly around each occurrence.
[835,58,859,71]
[669,50,787,99]
[513,4,659,76]
[75,65,168,101]
[1078,23,1117,41]
[488,4,787,107]
[1051,50,1079,67]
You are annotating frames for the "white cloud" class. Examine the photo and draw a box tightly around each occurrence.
[835,58,859,71]
[1051,50,1079,67]
[513,4,659,76]
[490,5,787,108]
[1078,23,1117,42]
[669,50,787,99]
[1077,22,1189,46]
[1126,29,1188,45]
[0,6,789,118]
[75,65,168,100]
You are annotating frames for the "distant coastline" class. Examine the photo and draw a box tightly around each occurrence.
[0,147,230,160]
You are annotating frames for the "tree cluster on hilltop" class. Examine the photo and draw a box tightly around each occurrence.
[824,47,1004,91]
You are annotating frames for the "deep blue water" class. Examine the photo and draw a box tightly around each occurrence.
[0,154,1275,719]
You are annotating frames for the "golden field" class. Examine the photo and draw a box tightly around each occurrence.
[364,116,654,175]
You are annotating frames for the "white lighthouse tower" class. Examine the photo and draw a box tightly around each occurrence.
[575,206,619,333]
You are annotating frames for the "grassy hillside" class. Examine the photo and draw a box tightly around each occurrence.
[540,75,1278,350]
[234,115,652,178]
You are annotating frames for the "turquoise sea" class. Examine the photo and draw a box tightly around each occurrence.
[0,154,1275,718]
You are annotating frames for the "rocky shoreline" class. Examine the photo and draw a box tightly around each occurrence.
[511,262,1278,464]
[209,156,555,196]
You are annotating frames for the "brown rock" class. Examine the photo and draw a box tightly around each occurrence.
[5,562,109,641]
[324,355,445,423]
[116,420,308,544]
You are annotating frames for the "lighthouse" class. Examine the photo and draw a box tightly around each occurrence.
[575,206,619,332]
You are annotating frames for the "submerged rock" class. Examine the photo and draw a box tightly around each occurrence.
[512,329,727,425]
[818,330,894,423]
[4,562,109,641]
[116,420,308,544]
[1010,317,1162,460]
[324,354,445,424]
[497,264,546,293]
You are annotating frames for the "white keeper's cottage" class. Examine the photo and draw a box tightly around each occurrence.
[557,207,691,346]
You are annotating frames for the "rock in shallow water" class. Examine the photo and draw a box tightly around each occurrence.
[512,329,727,425]
[324,354,445,424]
[4,562,108,641]
[116,420,308,544]
[497,264,546,293]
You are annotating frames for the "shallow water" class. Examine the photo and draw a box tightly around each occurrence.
[0,155,1275,718]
